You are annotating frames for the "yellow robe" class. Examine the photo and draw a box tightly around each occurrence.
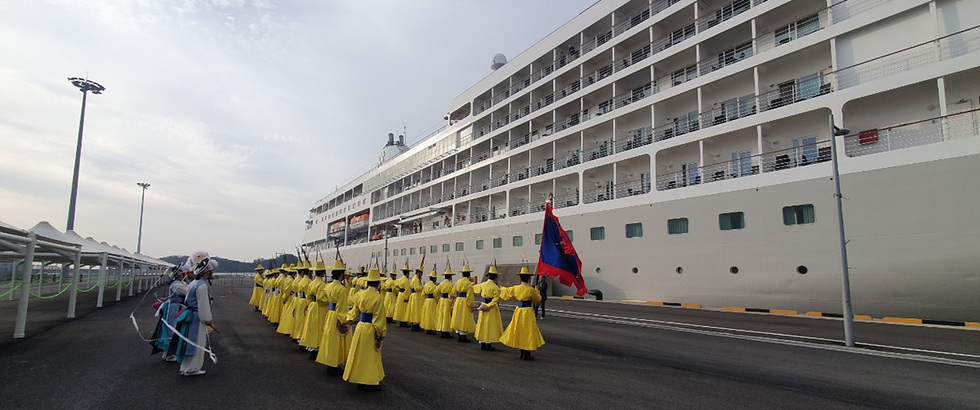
[393,276,411,322]
[435,279,454,332]
[299,277,326,348]
[347,280,360,310]
[408,276,424,324]
[249,273,264,307]
[291,275,313,339]
[420,280,440,330]
[276,276,297,334]
[259,276,274,314]
[474,280,503,343]
[316,280,351,367]
[450,277,476,333]
[343,287,387,386]
[267,276,285,323]
[499,283,545,351]
[383,277,397,318]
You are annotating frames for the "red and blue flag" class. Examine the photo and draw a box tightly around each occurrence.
[537,199,587,296]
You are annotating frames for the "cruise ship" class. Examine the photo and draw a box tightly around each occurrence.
[303,0,980,322]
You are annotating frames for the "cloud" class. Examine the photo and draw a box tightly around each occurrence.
[1,0,597,261]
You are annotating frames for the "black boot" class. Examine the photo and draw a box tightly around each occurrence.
[309,349,318,360]
[399,321,408,328]
[411,324,422,332]
[386,317,394,323]
[480,342,487,350]
[486,343,496,351]
[456,333,463,342]
[521,350,535,361]
[441,332,452,339]
[461,334,471,343]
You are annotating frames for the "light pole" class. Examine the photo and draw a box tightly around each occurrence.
[136,182,150,254]
[829,114,854,347]
[66,77,106,231]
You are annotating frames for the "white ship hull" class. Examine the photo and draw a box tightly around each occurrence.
[303,0,980,322]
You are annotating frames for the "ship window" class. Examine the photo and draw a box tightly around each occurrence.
[513,236,523,247]
[535,234,542,245]
[668,218,689,234]
[626,223,643,238]
[493,238,502,248]
[401,248,407,256]
[591,227,605,240]
[476,240,484,250]
[455,242,463,251]
[719,212,745,230]
[783,204,815,225]
[410,247,415,255]
[419,246,425,255]
[443,244,450,252]
[430,245,438,254]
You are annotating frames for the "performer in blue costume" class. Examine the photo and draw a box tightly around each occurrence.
[175,255,217,376]
[150,264,190,360]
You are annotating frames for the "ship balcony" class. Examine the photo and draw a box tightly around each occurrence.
[655,139,831,191]
[552,151,582,171]
[582,141,611,163]
[582,177,651,204]
[758,71,832,113]
[844,108,980,157]
[698,95,756,129]
[613,127,654,154]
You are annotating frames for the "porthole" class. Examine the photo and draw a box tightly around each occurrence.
[595,267,601,274]
[676,267,683,274]
[730,266,739,274]
[631,267,638,274]
[797,265,808,274]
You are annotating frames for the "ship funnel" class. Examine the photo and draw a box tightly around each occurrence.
[387,133,395,146]
[399,135,405,146]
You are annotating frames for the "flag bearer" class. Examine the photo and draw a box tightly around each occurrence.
[499,266,544,360]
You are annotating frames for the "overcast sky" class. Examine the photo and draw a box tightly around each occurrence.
[0,0,597,262]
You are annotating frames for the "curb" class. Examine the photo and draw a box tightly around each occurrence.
[580,298,979,329]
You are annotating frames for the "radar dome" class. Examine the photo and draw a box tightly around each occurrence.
[491,53,507,70]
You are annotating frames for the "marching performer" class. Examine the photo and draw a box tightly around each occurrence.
[315,256,351,375]
[450,264,477,343]
[176,255,218,376]
[420,266,441,334]
[499,266,545,360]
[342,266,387,390]
[291,261,314,341]
[474,265,503,351]
[435,264,455,339]
[383,268,397,323]
[248,263,266,311]
[394,264,412,327]
[407,262,424,331]
[299,259,328,357]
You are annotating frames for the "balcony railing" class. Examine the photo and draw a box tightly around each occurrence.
[614,126,654,154]
[656,139,831,191]
[844,108,980,157]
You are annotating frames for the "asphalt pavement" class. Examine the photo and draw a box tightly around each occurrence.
[1,278,978,409]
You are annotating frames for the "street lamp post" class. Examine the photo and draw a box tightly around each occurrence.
[66,77,106,231]
[829,114,854,347]
[136,182,150,254]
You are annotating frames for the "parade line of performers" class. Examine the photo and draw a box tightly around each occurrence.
[247,254,546,390]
